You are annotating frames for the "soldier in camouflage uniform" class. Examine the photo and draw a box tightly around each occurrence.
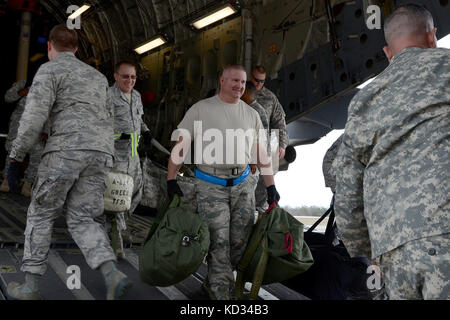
[241,81,271,213]
[250,65,289,212]
[0,81,46,197]
[107,60,153,259]
[333,5,449,299]
[322,134,343,194]
[6,25,131,300]
[167,65,280,300]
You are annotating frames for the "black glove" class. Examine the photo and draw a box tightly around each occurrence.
[266,185,280,206]
[167,179,183,199]
[7,159,22,194]
[142,131,153,146]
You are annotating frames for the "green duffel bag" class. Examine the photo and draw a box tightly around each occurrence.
[235,203,314,299]
[139,194,210,287]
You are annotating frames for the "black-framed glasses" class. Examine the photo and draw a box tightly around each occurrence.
[252,74,265,83]
[119,74,137,80]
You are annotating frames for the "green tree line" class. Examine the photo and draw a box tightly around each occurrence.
[282,206,328,216]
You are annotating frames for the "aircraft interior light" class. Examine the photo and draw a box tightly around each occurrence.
[192,4,237,29]
[30,53,45,62]
[134,36,167,54]
[67,4,91,20]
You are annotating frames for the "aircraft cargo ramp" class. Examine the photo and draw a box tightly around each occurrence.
[0,192,308,300]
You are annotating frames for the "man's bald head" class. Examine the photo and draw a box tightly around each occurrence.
[383,4,437,61]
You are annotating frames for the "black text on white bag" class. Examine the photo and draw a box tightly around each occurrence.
[104,171,134,212]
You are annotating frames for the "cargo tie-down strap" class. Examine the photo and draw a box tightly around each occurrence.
[114,131,141,157]
[194,165,250,187]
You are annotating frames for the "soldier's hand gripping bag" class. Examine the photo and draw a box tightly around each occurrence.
[139,195,210,287]
[235,203,314,300]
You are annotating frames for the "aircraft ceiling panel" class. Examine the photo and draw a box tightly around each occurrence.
[285,87,354,146]
[332,1,388,86]
[264,0,388,129]
[8,0,450,150]
[301,87,354,130]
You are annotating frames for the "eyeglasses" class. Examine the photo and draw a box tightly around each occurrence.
[252,74,265,83]
[119,74,137,80]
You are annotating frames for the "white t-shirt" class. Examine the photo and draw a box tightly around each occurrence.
[177,95,264,170]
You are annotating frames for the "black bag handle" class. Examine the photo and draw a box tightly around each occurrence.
[306,206,333,235]
[305,196,337,247]
[324,195,336,234]
[306,195,335,233]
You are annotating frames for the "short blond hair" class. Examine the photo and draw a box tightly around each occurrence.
[222,64,246,77]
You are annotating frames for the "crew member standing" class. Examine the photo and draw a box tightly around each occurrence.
[108,60,153,259]
[241,81,270,207]
[167,65,280,300]
[1,81,46,197]
[250,65,289,212]
[334,5,449,299]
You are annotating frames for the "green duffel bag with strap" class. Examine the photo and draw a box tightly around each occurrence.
[139,194,210,287]
[235,202,314,299]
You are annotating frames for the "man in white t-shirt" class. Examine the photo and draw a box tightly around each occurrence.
[167,65,280,300]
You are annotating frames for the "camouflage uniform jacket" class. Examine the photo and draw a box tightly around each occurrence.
[334,47,450,259]
[10,52,114,161]
[248,100,270,154]
[322,134,343,193]
[4,80,26,104]
[109,83,149,158]
[4,81,27,151]
[255,86,289,149]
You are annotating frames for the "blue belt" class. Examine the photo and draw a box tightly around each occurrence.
[194,165,250,187]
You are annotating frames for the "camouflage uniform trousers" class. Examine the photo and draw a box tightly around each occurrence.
[196,176,255,300]
[377,233,450,299]
[255,175,269,213]
[21,150,116,275]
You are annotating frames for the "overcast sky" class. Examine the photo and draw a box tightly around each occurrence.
[275,34,450,208]
[275,129,343,208]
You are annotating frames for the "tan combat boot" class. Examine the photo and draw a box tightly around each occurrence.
[0,179,9,192]
[99,261,132,300]
[6,273,42,300]
[21,181,32,197]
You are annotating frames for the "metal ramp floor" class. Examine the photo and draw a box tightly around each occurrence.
[0,191,308,300]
